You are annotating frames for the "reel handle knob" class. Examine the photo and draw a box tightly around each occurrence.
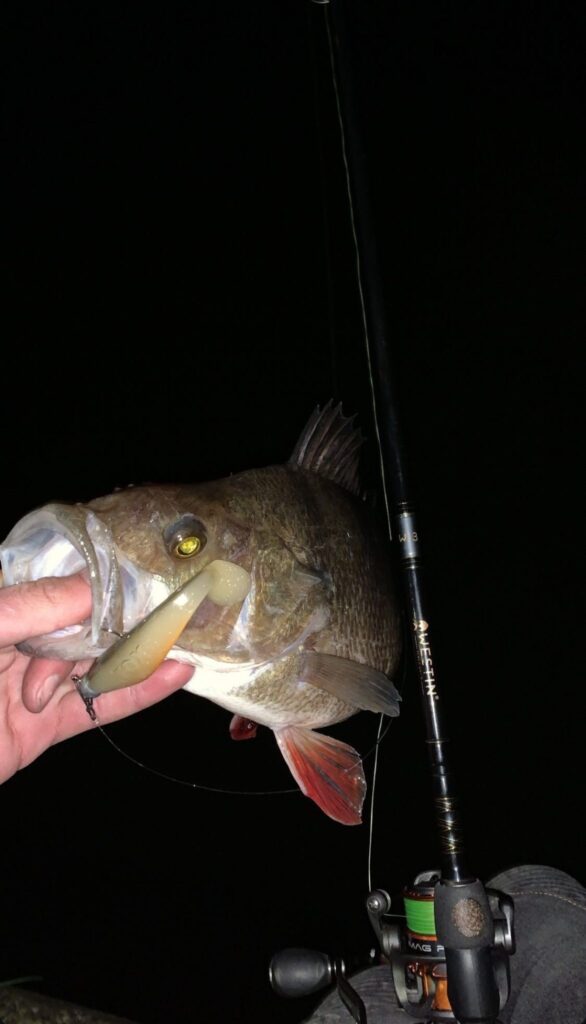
[269,947,333,998]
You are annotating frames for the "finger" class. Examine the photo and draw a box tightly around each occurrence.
[53,659,195,745]
[22,657,75,713]
[0,575,92,648]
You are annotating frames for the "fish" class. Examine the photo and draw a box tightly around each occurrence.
[0,404,402,824]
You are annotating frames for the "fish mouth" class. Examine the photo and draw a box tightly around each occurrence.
[0,503,171,661]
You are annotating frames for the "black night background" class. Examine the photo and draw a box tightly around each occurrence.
[2,2,584,1022]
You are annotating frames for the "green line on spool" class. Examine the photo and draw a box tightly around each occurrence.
[404,896,436,936]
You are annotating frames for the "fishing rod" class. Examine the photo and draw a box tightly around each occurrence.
[270,2,514,1020]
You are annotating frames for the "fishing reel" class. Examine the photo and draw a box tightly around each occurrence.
[367,871,514,1021]
[270,870,514,1023]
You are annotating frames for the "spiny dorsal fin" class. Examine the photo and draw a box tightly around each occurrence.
[289,401,363,496]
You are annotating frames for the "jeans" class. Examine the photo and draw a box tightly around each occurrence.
[305,865,586,1024]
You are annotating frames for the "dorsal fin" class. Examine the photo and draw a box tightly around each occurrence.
[289,401,363,496]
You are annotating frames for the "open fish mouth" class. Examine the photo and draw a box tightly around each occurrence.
[0,504,252,696]
[0,503,171,661]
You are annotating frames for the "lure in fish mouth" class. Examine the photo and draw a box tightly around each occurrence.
[0,404,402,825]
[79,559,252,696]
[1,502,175,660]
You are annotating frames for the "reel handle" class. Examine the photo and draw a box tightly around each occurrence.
[269,948,368,1024]
[269,948,333,998]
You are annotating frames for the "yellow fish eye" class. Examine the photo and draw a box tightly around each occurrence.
[174,536,201,558]
[164,514,207,559]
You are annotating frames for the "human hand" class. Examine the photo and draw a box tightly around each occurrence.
[0,574,194,784]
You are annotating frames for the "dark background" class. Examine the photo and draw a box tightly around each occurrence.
[2,2,584,1022]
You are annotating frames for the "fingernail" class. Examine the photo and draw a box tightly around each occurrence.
[35,673,63,711]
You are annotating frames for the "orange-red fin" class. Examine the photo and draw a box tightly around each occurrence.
[229,715,258,741]
[275,726,366,825]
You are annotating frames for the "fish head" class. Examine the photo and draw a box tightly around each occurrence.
[0,481,259,662]
[0,477,329,665]
[1,403,397,685]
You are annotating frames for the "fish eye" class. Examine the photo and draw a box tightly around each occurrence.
[164,515,207,560]
[174,536,201,558]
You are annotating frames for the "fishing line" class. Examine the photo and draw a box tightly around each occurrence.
[75,678,396,797]
[89,715,395,795]
[323,9,395,549]
[72,682,297,795]
[366,624,409,890]
[360,713,394,766]
[92,723,299,795]
[320,4,404,889]
[368,713,386,893]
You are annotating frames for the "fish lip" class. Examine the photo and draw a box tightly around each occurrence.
[0,503,118,655]
[0,503,161,659]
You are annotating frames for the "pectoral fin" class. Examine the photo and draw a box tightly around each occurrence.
[275,726,366,825]
[298,653,401,717]
[239,541,330,661]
